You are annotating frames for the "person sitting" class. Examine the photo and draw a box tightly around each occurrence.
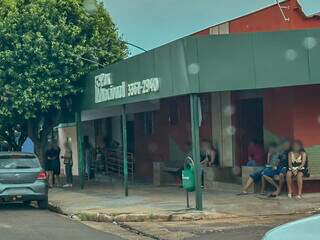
[246,139,265,166]
[238,143,276,195]
[265,139,291,197]
[200,140,219,167]
[260,143,282,195]
[287,140,308,199]
[177,140,217,187]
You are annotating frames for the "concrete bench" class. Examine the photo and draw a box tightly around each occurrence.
[241,166,264,193]
[242,166,320,193]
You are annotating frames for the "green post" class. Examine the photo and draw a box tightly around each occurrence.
[190,94,203,210]
[75,112,85,189]
[122,105,128,196]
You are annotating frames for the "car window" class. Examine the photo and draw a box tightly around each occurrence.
[0,156,40,169]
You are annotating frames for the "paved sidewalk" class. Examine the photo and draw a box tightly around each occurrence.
[49,182,320,222]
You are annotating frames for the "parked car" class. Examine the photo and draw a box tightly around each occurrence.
[262,214,320,240]
[0,152,48,209]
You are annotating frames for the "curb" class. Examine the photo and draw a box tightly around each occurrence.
[48,201,230,223]
[48,201,320,223]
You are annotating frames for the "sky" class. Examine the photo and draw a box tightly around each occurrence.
[101,0,285,56]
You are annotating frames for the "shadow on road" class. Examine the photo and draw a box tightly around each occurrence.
[0,202,36,211]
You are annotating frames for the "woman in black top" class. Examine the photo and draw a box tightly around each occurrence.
[286,140,307,199]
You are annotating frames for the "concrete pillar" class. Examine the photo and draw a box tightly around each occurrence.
[211,92,235,167]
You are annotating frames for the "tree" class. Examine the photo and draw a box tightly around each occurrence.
[0,0,127,156]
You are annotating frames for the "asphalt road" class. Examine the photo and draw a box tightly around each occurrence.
[189,226,269,240]
[0,203,124,240]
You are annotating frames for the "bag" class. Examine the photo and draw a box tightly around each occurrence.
[303,156,310,178]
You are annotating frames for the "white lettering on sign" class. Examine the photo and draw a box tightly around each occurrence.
[95,81,126,103]
[127,78,160,97]
[95,75,160,103]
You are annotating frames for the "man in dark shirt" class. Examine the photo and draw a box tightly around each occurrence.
[45,142,61,187]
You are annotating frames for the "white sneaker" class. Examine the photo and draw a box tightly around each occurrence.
[288,193,292,198]
[296,195,302,200]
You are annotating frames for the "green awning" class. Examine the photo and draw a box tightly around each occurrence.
[78,28,320,112]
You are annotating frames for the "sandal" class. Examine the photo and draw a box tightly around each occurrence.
[237,192,249,196]
[268,193,277,198]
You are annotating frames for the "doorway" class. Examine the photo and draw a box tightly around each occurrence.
[235,98,264,167]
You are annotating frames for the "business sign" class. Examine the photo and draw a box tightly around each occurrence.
[95,73,160,103]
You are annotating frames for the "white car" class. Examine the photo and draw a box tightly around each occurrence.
[263,215,320,240]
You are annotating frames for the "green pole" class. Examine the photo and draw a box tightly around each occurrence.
[122,105,128,196]
[75,112,85,189]
[190,94,203,210]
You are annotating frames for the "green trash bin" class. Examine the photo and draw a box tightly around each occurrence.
[182,157,195,192]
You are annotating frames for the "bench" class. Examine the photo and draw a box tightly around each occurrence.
[153,162,179,186]
[242,166,320,193]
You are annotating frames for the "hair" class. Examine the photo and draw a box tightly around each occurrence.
[268,142,277,149]
[292,140,305,153]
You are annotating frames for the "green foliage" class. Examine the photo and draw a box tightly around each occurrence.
[0,0,127,148]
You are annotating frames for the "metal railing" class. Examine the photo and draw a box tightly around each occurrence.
[105,148,135,181]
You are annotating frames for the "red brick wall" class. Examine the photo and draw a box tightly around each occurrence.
[134,95,212,179]
[196,0,320,36]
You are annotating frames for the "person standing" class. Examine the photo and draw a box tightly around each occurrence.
[45,142,61,188]
[62,141,73,187]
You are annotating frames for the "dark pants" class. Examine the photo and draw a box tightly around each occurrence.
[65,164,73,184]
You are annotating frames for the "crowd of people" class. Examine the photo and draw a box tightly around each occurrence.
[239,139,309,199]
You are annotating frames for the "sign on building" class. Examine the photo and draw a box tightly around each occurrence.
[95,73,160,103]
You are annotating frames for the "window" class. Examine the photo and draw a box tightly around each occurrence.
[143,112,155,136]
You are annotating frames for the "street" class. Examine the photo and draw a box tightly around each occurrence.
[0,203,123,240]
[188,226,270,240]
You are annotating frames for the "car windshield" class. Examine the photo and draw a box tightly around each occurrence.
[0,155,40,169]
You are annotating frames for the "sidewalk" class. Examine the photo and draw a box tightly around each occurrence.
[49,182,320,222]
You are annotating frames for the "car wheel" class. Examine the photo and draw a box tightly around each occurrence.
[37,198,48,209]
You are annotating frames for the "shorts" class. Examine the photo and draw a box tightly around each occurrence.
[46,160,60,175]
[250,169,263,183]
[262,167,287,178]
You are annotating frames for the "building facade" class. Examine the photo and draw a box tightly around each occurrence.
[58,1,320,190]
